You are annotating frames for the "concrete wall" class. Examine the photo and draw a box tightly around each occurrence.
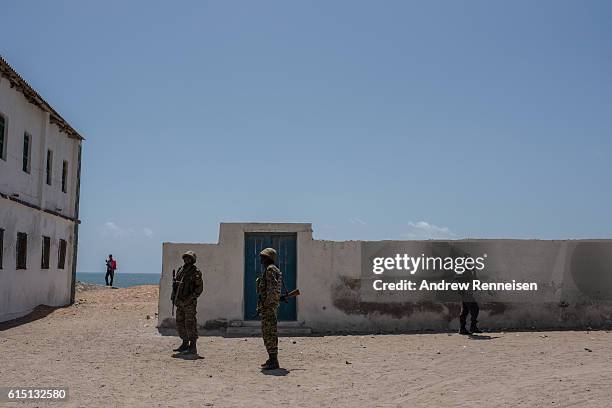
[42,122,79,219]
[0,77,45,202]
[0,75,81,322]
[159,223,313,328]
[0,200,74,321]
[0,77,80,219]
[159,223,612,334]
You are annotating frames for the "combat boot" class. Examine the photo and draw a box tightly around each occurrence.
[459,325,470,335]
[470,324,483,334]
[173,340,189,352]
[262,354,279,370]
[181,339,198,355]
[261,359,271,368]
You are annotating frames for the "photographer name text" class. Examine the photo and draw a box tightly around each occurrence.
[373,279,538,292]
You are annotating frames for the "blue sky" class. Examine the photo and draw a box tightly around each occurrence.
[2,1,611,274]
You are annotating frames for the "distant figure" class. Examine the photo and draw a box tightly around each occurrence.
[105,254,117,286]
[257,247,282,370]
[171,250,204,356]
[457,253,483,335]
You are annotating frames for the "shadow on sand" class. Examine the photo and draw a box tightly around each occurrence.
[0,305,60,331]
[171,353,205,360]
[261,368,290,376]
[468,334,500,341]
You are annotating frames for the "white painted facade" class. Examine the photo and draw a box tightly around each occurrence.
[159,223,612,334]
[0,58,82,322]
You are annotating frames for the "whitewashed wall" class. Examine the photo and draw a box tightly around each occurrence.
[159,223,612,334]
[0,200,74,321]
[0,76,81,322]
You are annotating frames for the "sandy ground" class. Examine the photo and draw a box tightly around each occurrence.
[1,285,612,408]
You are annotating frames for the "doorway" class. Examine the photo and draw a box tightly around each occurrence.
[244,233,297,321]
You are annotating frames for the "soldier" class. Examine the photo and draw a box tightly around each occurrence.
[171,250,204,355]
[456,253,483,335]
[257,248,282,370]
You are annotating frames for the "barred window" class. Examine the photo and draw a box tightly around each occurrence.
[58,239,67,269]
[62,161,68,193]
[22,133,31,173]
[46,150,53,186]
[16,232,27,269]
[0,229,4,269]
[0,115,6,160]
[41,236,51,269]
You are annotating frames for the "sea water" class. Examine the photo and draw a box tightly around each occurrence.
[76,272,160,288]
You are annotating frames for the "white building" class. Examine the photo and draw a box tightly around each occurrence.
[0,56,83,322]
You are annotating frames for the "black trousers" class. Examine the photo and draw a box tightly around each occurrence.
[460,301,479,327]
[105,270,115,286]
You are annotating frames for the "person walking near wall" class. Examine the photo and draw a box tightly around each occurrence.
[105,254,117,286]
[256,247,282,370]
[457,253,483,335]
[171,251,204,356]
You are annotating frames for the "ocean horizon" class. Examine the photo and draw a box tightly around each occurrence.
[77,272,160,288]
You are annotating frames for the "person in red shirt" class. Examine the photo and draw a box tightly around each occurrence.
[105,254,117,286]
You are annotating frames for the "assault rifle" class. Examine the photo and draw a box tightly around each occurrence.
[250,285,301,319]
[171,268,184,318]
[281,289,300,303]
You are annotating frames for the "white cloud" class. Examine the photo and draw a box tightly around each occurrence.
[101,221,127,238]
[349,217,367,225]
[403,221,455,239]
[143,228,154,238]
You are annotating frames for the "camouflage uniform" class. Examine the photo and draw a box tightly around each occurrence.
[257,248,282,357]
[172,252,204,341]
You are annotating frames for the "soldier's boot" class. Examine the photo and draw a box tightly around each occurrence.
[173,340,189,352]
[180,339,198,355]
[470,323,483,334]
[260,352,277,367]
[459,325,470,335]
[262,354,279,370]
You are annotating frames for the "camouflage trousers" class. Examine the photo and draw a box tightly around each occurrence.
[261,307,278,355]
[176,300,198,340]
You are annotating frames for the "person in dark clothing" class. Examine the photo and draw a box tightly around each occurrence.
[459,301,481,335]
[105,254,117,286]
[456,254,482,335]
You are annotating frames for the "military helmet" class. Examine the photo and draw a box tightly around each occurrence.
[182,250,197,262]
[259,248,277,263]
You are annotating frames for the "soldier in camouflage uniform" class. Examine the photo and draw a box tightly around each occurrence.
[257,247,282,370]
[171,250,204,355]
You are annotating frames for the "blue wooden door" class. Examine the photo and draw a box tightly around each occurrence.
[244,233,297,321]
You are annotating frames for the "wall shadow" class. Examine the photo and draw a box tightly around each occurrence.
[0,305,60,331]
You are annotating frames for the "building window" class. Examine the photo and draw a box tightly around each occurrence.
[46,149,53,186]
[41,236,51,269]
[58,239,67,269]
[0,115,6,161]
[0,229,4,269]
[22,133,31,173]
[62,160,68,193]
[16,232,27,269]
